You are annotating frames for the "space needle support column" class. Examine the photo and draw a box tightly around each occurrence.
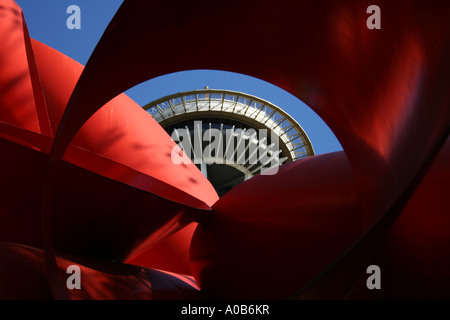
[200,160,208,179]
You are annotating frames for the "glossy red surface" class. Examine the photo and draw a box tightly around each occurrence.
[126,223,197,276]
[190,151,363,299]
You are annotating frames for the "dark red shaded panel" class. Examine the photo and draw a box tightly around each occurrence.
[348,136,450,299]
[0,241,202,300]
[58,253,203,300]
[0,241,52,299]
[190,152,362,299]
[0,0,40,133]
[0,136,202,261]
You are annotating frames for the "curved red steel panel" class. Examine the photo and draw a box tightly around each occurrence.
[0,241,203,300]
[0,1,218,299]
[348,136,450,299]
[126,223,197,276]
[0,0,40,133]
[31,39,218,209]
[190,151,362,299]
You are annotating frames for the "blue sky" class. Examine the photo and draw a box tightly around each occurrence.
[16,0,342,155]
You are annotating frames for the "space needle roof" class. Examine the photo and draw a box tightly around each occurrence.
[143,88,314,161]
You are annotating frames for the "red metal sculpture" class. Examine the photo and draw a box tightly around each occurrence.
[0,0,448,299]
